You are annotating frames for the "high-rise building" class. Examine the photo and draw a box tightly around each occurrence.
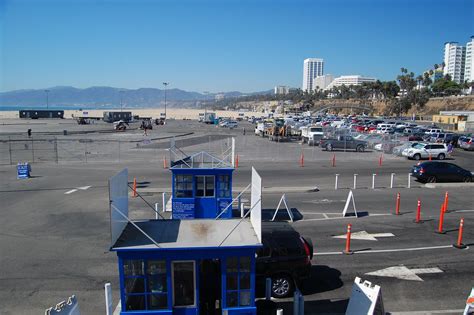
[324,75,376,90]
[302,58,324,91]
[313,74,334,91]
[464,36,474,83]
[443,42,466,84]
[274,86,290,95]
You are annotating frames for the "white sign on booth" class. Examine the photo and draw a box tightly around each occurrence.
[250,167,262,242]
[109,168,129,245]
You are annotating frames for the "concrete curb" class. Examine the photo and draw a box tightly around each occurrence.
[425,182,474,188]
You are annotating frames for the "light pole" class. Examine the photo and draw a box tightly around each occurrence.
[203,91,209,115]
[120,90,124,112]
[162,82,169,119]
[44,90,50,109]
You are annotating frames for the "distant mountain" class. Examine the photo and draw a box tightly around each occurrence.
[0,86,273,108]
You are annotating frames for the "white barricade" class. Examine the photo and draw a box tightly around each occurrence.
[346,277,384,315]
[342,190,358,218]
[45,295,80,315]
[464,287,474,315]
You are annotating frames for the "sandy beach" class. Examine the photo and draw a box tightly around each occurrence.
[0,108,262,120]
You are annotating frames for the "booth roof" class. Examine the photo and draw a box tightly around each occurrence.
[111,219,261,251]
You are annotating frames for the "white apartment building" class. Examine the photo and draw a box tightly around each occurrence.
[324,75,376,90]
[443,42,466,84]
[302,58,324,91]
[313,74,334,91]
[464,36,474,83]
[274,86,290,95]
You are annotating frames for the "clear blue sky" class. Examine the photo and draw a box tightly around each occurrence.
[1,0,473,93]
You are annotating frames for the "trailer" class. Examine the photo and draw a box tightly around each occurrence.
[103,111,132,123]
[19,110,64,119]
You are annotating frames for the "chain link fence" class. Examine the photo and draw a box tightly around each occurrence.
[0,136,169,165]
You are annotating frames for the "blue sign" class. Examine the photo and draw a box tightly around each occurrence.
[17,163,31,179]
[218,199,232,218]
[172,201,195,219]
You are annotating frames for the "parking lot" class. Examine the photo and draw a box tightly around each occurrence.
[0,118,473,314]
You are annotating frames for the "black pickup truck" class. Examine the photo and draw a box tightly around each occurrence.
[320,135,367,152]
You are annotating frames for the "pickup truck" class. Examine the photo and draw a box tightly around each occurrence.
[301,126,324,145]
[320,135,367,152]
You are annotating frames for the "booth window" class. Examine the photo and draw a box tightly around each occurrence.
[123,259,168,311]
[196,176,215,197]
[175,175,193,198]
[217,175,231,198]
[147,260,168,309]
[172,261,196,307]
[226,256,251,307]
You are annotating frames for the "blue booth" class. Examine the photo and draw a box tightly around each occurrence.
[111,219,261,315]
[109,165,263,315]
[170,152,234,219]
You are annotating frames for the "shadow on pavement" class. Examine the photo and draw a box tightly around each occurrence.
[300,265,344,295]
[274,298,348,315]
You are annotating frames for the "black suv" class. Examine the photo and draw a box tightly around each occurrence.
[412,161,473,183]
[256,222,313,298]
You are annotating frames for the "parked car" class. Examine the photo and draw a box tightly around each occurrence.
[320,135,367,152]
[222,120,238,129]
[425,128,442,135]
[256,222,313,298]
[411,161,473,183]
[459,137,474,151]
[402,143,448,160]
[408,135,424,142]
[392,142,420,156]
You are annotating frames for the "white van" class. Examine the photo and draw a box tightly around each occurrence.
[425,128,442,135]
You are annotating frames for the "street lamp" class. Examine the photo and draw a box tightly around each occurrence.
[44,90,50,109]
[120,90,124,112]
[203,91,209,115]
[162,82,170,119]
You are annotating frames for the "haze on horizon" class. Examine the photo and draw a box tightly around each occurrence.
[0,0,473,94]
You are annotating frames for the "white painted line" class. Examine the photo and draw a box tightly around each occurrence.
[390,310,464,314]
[323,213,329,219]
[77,185,91,190]
[452,209,474,213]
[64,189,78,195]
[313,244,455,256]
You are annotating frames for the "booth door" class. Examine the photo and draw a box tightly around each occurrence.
[195,175,217,218]
[172,261,198,315]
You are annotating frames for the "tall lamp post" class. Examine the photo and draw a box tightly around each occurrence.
[162,82,169,119]
[120,90,124,112]
[44,90,50,109]
[203,91,209,115]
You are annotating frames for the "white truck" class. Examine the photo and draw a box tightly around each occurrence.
[255,121,272,137]
[301,126,324,145]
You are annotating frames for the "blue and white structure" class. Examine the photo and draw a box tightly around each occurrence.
[170,151,234,219]
[108,167,263,315]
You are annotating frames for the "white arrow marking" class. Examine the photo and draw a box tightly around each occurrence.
[77,186,91,190]
[332,231,395,241]
[365,265,443,281]
[64,189,78,195]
